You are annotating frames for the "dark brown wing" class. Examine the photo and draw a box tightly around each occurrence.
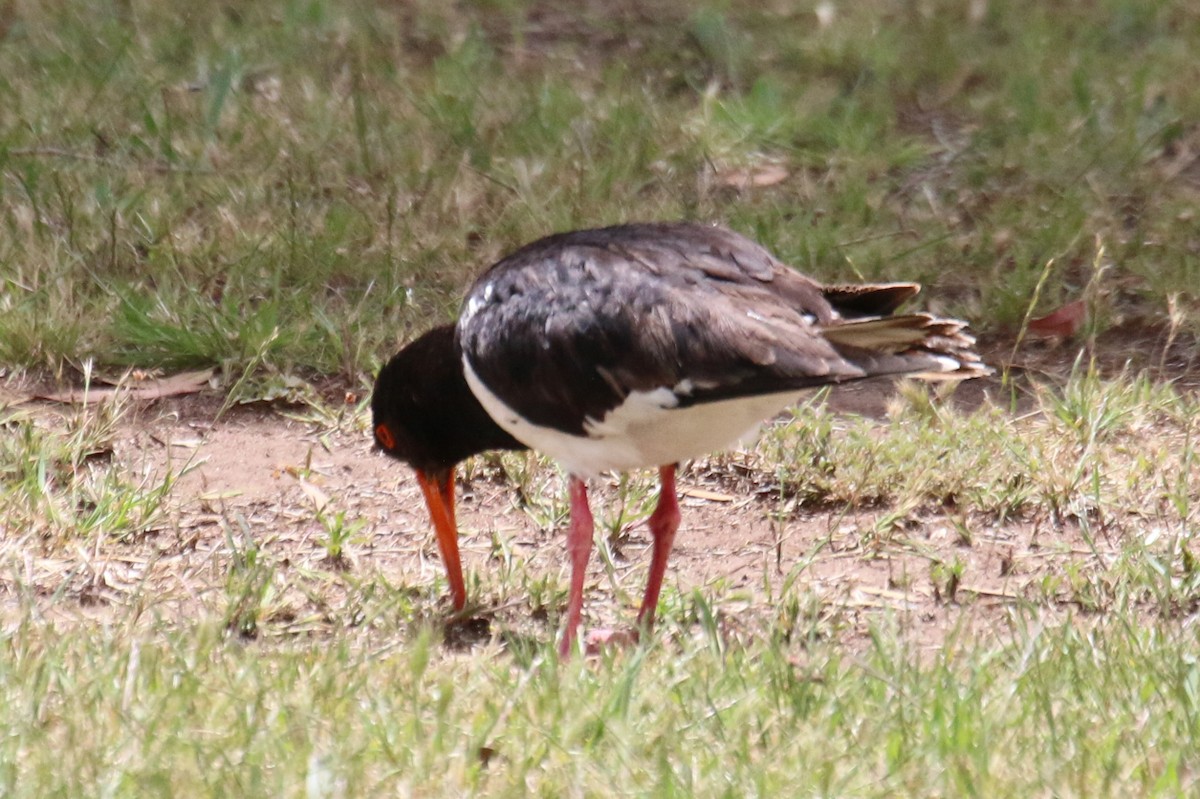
[457,222,979,436]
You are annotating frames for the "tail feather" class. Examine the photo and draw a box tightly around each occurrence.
[820,314,989,381]
[822,283,920,318]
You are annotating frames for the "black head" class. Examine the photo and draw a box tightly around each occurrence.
[372,325,527,478]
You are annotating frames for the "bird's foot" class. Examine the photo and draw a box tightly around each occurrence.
[583,627,640,656]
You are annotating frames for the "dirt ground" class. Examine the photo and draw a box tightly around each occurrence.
[2,332,1192,652]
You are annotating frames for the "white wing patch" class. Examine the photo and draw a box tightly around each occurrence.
[582,387,680,437]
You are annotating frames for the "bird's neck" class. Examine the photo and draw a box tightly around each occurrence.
[448,361,528,459]
[429,328,527,464]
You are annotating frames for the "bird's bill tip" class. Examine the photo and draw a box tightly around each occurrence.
[416,467,468,611]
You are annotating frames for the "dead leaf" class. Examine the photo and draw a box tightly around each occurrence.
[718,163,790,189]
[298,479,331,515]
[1027,300,1086,339]
[33,369,214,405]
[814,1,835,28]
[0,0,17,41]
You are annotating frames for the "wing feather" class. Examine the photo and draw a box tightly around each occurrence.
[457,222,985,435]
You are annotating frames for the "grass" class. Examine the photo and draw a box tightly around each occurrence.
[0,613,1197,796]
[1,0,1198,380]
[3,364,1200,795]
[760,370,1195,522]
[3,0,1200,795]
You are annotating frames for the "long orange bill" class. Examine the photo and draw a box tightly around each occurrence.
[417,468,467,611]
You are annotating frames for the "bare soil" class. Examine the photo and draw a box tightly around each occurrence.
[10,333,1166,654]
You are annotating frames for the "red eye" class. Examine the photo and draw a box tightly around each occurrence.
[375,424,396,450]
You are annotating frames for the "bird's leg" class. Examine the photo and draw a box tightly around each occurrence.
[418,468,467,611]
[584,465,682,654]
[636,464,682,630]
[560,474,595,657]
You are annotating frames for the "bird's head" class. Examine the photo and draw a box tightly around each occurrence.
[371,324,471,608]
[372,324,528,610]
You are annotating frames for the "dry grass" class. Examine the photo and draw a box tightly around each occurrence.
[4,0,1200,795]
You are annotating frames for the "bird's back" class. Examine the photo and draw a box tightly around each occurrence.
[455,222,985,474]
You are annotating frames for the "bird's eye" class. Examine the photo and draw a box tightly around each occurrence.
[375,423,396,450]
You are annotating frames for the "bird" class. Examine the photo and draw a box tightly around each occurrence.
[372,221,987,655]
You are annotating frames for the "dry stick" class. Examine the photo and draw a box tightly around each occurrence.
[9,146,228,175]
[1006,257,1057,387]
[1080,237,1110,365]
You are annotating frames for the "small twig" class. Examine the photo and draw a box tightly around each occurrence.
[9,146,116,162]
[8,146,226,175]
[462,162,520,196]
[837,228,915,248]
[1006,257,1057,385]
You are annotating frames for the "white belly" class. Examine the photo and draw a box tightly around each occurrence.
[463,357,800,478]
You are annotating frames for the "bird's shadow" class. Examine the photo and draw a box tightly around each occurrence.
[440,607,554,663]
[441,614,493,650]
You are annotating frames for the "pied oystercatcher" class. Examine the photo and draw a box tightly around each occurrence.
[372,222,986,654]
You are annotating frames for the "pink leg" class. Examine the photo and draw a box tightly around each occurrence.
[559,475,594,657]
[637,464,682,629]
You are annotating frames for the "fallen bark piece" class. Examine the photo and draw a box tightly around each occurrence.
[33,369,214,405]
